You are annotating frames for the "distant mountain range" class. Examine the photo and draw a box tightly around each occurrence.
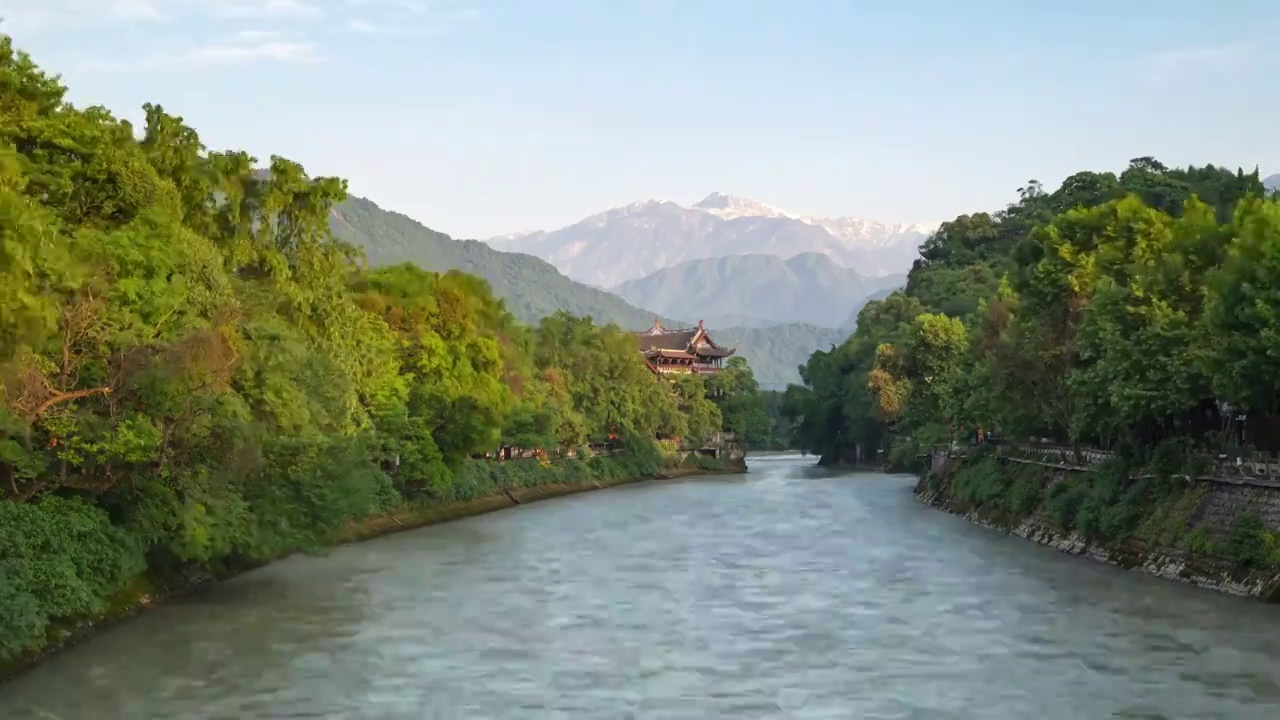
[1266,173,1279,192]
[328,194,853,387]
[612,252,905,329]
[488,193,934,288]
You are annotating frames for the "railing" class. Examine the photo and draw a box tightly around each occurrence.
[1000,444,1117,467]
[653,364,723,373]
[981,442,1280,487]
[476,432,739,464]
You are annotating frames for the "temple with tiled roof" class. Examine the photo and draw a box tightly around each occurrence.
[636,319,736,375]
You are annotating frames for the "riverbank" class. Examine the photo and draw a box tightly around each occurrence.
[916,452,1280,602]
[345,458,747,542]
[10,457,1280,718]
[1,455,747,683]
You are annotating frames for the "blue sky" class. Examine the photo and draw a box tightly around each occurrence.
[2,0,1277,238]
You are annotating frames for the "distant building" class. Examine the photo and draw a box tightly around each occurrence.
[636,319,736,375]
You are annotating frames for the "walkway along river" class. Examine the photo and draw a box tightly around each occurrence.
[3,456,1280,718]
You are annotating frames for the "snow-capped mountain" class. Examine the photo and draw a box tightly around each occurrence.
[804,216,937,248]
[694,192,795,220]
[486,193,936,288]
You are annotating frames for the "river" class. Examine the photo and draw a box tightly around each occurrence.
[3,456,1280,718]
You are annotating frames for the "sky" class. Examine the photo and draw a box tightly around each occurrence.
[1,0,1277,239]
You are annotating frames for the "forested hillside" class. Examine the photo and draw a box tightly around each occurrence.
[784,157,1274,466]
[717,324,848,389]
[610,252,904,329]
[330,195,680,328]
[0,35,774,665]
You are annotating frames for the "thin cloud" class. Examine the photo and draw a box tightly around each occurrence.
[1,0,166,32]
[0,3,73,33]
[79,31,323,72]
[77,57,136,73]
[339,0,481,22]
[230,29,286,42]
[109,0,164,20]
[182,38,321,65]
[446,6,480,22]
[1146,42,1254,72]
[335,2,482,38]
[1,0,163,28]
[266,0,318,13]
[1141,42,1259,86]
[16,0,482,73]
[344,0,429,14]
[214,0,323,20]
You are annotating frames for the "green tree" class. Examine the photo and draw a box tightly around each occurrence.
[0,31,721,663]
[1204,198,1280,414]
[706,357,771,446]
[785,155,1272,464]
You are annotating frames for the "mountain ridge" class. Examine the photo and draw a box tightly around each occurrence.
[611,252,906,329]
[328,193,853,387]
[486,193,935,287]
[329,195,680,329]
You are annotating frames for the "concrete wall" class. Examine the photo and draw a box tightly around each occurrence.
[1189,482,1280,542]
[672,440,746,463]
[928,449,952,476]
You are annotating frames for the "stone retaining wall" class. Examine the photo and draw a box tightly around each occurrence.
[1190,483,1280,538]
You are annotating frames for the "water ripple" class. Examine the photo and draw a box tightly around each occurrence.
[3,462,1280,718]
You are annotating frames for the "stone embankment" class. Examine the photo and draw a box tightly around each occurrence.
[918,448,1280,602]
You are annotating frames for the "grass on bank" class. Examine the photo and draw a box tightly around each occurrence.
[933,443,1280,574]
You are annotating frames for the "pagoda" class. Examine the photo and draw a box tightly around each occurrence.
[636,319,736,374]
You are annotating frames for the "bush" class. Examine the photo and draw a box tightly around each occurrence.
[942,453,1169,543]
[240,435,399,560]
[951,457,1009,510]
[0,496,145,658]
[1006,465,1046,516]
[1072,465,1123,538]
[1223,512,1276,569]
[1044,475,1088,530]
[422,443,669,508]
[688,454,725,471]
[1032,457,1155,542]
[887,436,926,473]
[1147,437,1193,479]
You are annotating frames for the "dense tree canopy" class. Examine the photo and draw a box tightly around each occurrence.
[0,34,756,662]
[784,155,1275,466]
